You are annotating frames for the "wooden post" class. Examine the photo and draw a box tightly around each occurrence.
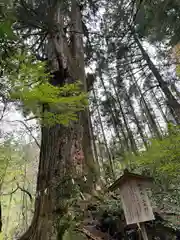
[140,223,148,240]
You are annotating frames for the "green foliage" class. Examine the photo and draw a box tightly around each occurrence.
[0,4,88,126]
[0,139,38,239]
[3,53,88,126]
[0,233,4,240]
[135,0,180,45]
[0,1,15,37]
[0,0,17,59]
[175,44,180,76]
[176,65,180,77]
[0,139,32,238]
[63,230,86,240]
[0,139,22,184]
[122,124,180,227]
[137,0,180,45]
[127,124,180,181]
[0,20,15,40]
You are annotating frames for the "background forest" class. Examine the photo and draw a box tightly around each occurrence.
[1,0,180,239]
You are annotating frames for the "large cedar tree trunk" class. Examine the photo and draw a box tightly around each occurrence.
[19,1,97,239]
[19,125,75,239]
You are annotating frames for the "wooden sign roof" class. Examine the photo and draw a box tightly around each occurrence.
[108,169,153,192]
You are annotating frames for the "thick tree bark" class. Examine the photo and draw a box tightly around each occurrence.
[19,124,75,239]
[71,1,98,188]
[19,1,98,239]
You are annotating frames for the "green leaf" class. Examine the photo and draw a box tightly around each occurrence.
[4,52,87,126]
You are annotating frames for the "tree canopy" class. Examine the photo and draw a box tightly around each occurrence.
[0,0,180,239]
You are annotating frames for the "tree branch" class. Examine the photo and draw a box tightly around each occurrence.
[5,119,40,148]
[0,102,7,121]
[142,85,160,96]
[17,183,33,202]
[1,183,33,202]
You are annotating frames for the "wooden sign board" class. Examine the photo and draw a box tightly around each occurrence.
[119,179,155,225]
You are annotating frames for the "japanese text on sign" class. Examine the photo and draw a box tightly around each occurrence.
[119,180,155,225]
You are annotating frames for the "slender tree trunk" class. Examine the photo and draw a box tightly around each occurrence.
[159,89,178,123]
[0,159,9,235]
[133,33,180,124]
[124,89,148,149]
[142,91,162,138]
[96,133,104,166]
[98,68,129,152]
[151,88,169,123]
[92,87,115,179]
[130,70,162,139]
[115,58,138,154]
[170,82,180,99]
[143,95,162,138]
[89,116,100,172]
[146,99,164,135]
[115,90,138,154]
[97,66,127,149]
